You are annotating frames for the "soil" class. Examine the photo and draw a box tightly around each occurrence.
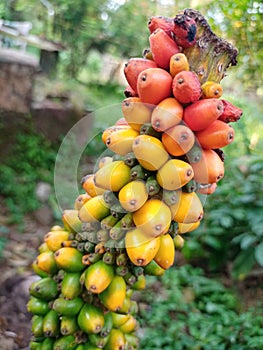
[1,208,263,350]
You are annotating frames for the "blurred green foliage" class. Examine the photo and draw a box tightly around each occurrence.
[138,265,263,349]
[182,153,263,279]
[0,124,57,228]
[202,0,263,93]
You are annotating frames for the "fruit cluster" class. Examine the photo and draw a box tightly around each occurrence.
[28,9,243,350]
[28,212,142,350]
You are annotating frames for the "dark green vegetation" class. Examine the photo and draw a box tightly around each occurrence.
[0,124,57,226]
[139,265,263,350]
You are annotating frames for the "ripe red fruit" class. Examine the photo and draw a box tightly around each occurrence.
[172,70,201,104]
[173,14,197,48]
[218,100,243,123]
[149,28,180,70]
[148,16,174,36]
[183,98,224,131]
[124,58,158,95]
[124,85,137,98]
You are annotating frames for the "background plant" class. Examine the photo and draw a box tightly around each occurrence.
[0,122,57,227]
[138,265,263,349]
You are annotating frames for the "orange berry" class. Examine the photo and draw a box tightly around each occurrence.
[195,120,235,149]
[137,68,173,106]
[191,149,225,184]
[201,81,223,99]
[124,58,158,95]
[169,53,189,77]
[151,97,183,132]
[162,124,195,156]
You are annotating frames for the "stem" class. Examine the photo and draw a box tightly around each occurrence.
[182,9,238,84]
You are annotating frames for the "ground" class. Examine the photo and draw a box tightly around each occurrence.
[0,209,263,350]
[0,212,50,350]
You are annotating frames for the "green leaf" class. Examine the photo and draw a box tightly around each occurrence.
[231,232,248,245]
[254,242,263,267]
[240,235,257,250]
[232,247,256,279]
[204,235,222,250]
[219,215,233,228]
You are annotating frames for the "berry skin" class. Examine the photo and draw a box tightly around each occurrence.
[148,15,174,36]
[218,100,243,123]
[172,70,201,104]
[173,14,197,48]
[137,67,173,105]
[149,28,180,69]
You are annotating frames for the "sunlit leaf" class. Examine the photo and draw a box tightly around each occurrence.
[240,235,257,250]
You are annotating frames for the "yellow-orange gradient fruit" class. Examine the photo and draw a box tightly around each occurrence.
[170,191,204,224]
[157,159,194,190]
[162,124,195,156]
[133,198,171,237]
[121,97,153,131]
[154,233,175,269]
[104,127,139,156]
[177,221,200,234]
[201,81,223,99]
[151,97,183,132]
[118,180,148,212]
[78,195,110,222]
[125,228,161,266]
[169,53,189,77]
[81,174,106,197]
[102,125,130,144]
[94,160,131,192]
[132,134,170,171]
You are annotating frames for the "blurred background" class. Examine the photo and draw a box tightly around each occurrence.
[0,0,263,349]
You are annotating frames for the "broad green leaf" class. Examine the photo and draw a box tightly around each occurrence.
[240,235,257,250]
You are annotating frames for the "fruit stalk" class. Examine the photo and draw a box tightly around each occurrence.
[182,8,238,83]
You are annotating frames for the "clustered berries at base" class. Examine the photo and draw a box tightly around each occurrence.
[28,9,243,350]
[28,212,142,350]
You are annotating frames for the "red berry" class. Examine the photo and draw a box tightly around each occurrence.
[149,28,180,70]
[173,14,197,48]
[148,16,174,37]
[218,100,243,123]
[172,70,201,104]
